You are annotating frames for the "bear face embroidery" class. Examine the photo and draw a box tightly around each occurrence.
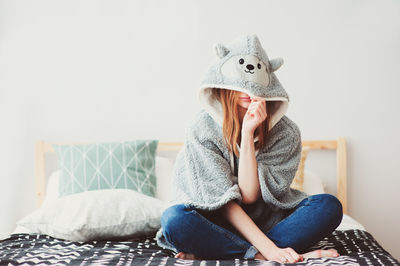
[220,54,270,87]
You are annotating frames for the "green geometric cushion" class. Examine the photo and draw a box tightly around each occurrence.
[53,140,159,197]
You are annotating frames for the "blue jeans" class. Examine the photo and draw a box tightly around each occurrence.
[161,193,343,260]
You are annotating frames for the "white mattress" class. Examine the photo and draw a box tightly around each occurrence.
[336,214,366,231]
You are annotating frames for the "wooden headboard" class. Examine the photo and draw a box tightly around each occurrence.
[35,138,347,214]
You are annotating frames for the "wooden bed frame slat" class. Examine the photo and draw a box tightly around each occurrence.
[35,138,348,214]
[336,137,348,214]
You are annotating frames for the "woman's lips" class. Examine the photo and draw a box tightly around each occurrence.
[240,97,251,102]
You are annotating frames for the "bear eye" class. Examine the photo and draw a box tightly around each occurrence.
[239,58,244,64]
[257,63,261,69]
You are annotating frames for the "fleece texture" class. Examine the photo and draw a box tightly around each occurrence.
[155,34,309,253]
[198,34,289,130]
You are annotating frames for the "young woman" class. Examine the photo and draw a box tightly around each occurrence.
[155,34,343,264]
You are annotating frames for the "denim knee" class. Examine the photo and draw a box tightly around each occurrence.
[316,194,343,228]
[161,204,189,235]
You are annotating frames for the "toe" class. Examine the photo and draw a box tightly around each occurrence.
[330,249,340,257]
[175,252,183,259]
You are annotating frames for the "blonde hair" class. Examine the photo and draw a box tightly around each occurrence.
[211,88,274,157]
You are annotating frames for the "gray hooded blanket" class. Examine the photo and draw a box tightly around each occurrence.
[155,34,309,253]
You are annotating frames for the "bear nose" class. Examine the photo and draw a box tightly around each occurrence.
[246,64,254,70]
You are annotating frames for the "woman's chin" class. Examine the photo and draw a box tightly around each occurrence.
[238,104,249,109]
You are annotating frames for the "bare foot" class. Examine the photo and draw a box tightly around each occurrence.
[254,249,339,262]
[174,251,198,260]
[254,252,266,260]
[302,248,340,259]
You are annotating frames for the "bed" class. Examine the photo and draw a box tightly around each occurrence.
[0,138,398,265]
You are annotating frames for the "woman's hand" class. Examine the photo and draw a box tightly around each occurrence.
[242,97,267,136]
[261,246,304,264]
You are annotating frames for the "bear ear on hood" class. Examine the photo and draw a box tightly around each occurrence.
[214,43,230,58]
[269,57,284,72]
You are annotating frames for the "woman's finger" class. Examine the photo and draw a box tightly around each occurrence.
[256,104,266,118]
[248,102,259,110]
[246,109,255,118]
[249,103,262,114]
[289,249,302,262]
[255,108,264,120]
[285,252,297,263]
[251,96,264,102]
[247,106,257,116]
[253,98,266,111]
[248,104,258,110]
[286,248,302,262]
[247,101,265,119]
[247,106,255,113]
[281,256,292,264]
[259,105,267,119]
[257,101,266,110]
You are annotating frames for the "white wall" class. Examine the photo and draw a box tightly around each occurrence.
[1,0,399,260]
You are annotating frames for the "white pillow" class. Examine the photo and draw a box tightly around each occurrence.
[303,169,326,195]
[41,169,60,208]
[155,156,175,202]
[42,155,175,205]
[17,189,171,242]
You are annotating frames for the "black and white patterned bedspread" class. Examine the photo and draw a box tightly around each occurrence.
[0,229,398,265]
